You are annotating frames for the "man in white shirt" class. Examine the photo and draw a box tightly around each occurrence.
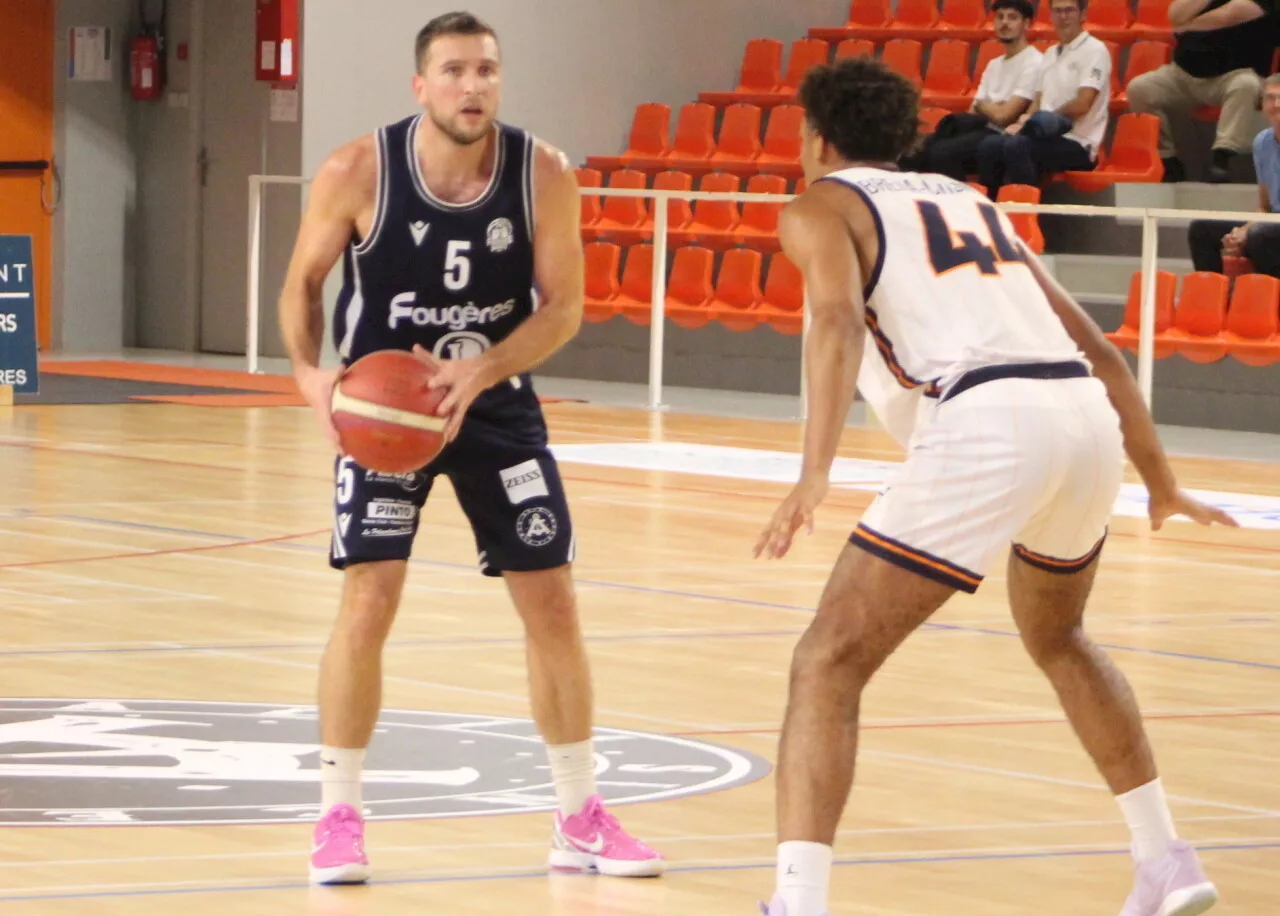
[976,0,1112,197]
[901,0,1042,180]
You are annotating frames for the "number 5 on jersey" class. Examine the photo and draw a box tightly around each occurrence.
[918,200,1025,277]
[444,240,471,291]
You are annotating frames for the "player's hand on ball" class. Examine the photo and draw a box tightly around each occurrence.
[754,474,830,559]
[412,344,494,443]
[297,365,341,452]
[1148,489,1240,531]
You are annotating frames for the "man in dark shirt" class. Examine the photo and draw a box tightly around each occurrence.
[1126,0,1275,182]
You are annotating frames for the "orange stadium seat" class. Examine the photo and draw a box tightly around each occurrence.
[586,102,669,173]
[666,246,716,329]
[590,169,648,244]
[576,167,602,233]
[734,173,789,252]
[1114,41,1171,111]
[1106,269,1177,356]
[1164,272,1230,363]
[754,105,806,178]
[671,172,742,250]
[712,247,767,331]
[1066,114,1164,191]
[760,252,805,334]
[582,241,621,322]
[708,104,764,170]
[698,38,784,107]
[1224,274,1280,366]
[662,102,719,171]
[834,38,875,60]
[921,39,973,110]
[881,39,924,87]
[996,184,1045,254]
[615,243,656,326]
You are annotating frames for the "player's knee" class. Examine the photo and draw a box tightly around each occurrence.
[1020,621,1087,669]
[336,562,404,649]
[791,615,878,688]
[511,568,580,644]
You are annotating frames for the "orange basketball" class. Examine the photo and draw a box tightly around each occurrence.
[330,350,448,473]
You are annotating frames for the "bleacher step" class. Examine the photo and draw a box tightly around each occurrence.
[1042,253,1194,299]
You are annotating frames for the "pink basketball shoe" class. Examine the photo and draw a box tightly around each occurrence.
[309,803,371,885]
[548,795,665,877]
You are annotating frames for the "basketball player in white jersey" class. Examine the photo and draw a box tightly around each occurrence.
[753,57,1237,916]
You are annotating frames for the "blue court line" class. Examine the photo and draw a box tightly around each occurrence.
[0,841,1273,903]
[0,628,804,660]
[14,513,1280,673]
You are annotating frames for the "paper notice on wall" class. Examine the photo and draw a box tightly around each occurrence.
[69,26,113,82]
[270,87,298,123]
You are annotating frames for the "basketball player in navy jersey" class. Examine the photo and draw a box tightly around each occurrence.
[278,12,663,884]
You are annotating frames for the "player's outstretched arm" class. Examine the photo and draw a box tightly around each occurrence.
[755,186,870,559]
[278,139,373,448]
[1021,245,1239,530]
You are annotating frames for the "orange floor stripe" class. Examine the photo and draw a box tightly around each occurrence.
[41,360,299,394]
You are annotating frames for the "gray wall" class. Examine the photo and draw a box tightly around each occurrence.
[53,0,136,352]
[134,0,197,351]
[301,0,847,175]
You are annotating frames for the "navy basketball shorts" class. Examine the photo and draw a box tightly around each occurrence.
[328,422,576,577]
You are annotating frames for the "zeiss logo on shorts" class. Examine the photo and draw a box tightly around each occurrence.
[500,459,549,505]
[365,499,415,523]
[388,293,517,330]
[516,507,557,547]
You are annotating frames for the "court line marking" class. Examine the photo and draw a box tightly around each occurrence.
[3,513,1277,672]
[0,840,1274,901]
[0,813,1269,870]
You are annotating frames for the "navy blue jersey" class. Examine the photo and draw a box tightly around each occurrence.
[333,114,544,436]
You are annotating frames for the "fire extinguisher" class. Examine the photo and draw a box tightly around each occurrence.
[130,0,167,101]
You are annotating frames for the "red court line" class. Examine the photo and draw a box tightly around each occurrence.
[0,529,330,570]
[671,709,1280,738]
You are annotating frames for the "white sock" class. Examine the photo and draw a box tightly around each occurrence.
[320,746,365,814]
[777,841,833,916]
[1116,777,1178,861]
[546,739,597,817]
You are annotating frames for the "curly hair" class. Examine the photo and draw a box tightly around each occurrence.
[797,57,920,165]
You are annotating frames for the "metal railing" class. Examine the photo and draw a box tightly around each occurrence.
[247,174,1280,415]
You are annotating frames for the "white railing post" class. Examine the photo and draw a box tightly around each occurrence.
[1137,211,1158,408]
[246,175,264,375]
[647,193,669,411]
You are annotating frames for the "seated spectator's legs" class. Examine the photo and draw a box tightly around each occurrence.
[1001,134,1093,188]
[976,133,1013,198]
[920,131,994,182]
[1125,64,1188,177]
[1208,68,1265,180]
[1187,219,1243,273]
[1242,222,1280,277]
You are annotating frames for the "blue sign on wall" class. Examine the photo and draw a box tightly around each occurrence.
[0,235,39,395]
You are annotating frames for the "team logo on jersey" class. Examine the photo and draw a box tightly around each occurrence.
[409,220,430,246]
[516,507,557,547]
[433,330,491,361]
[0,700,769,825]
[486,217,514,253]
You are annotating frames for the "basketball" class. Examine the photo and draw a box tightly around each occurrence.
[330,349,449,473]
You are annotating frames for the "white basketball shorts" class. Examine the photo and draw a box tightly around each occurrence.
[853,364,1125,593]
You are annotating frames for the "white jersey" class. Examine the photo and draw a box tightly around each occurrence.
[824,166,1085,446]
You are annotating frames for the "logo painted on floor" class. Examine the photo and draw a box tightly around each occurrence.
[552,442,1280,531]
[0,699,770,826]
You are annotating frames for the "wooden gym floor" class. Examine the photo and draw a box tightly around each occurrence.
[0,374,1277,914]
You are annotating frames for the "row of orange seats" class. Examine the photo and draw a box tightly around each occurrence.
[585,102,806,178]
[1108,270,1280,365]
[584,243,804,335]
[703,36,1168,116]
[812,0,1172,44]
[578,167,1049,253]
[586,93,1161,191]
[577,169,803,251]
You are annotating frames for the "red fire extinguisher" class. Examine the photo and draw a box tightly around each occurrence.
[130,0,167,101]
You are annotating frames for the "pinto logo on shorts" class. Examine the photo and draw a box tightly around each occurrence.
[0,700,770,825]
[516,507,557,547]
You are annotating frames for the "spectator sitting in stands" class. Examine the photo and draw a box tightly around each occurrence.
[1187,75,1280,276]
[899,0,1042,181]
[1126,0,1274,183]
[975,0,1111,198]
